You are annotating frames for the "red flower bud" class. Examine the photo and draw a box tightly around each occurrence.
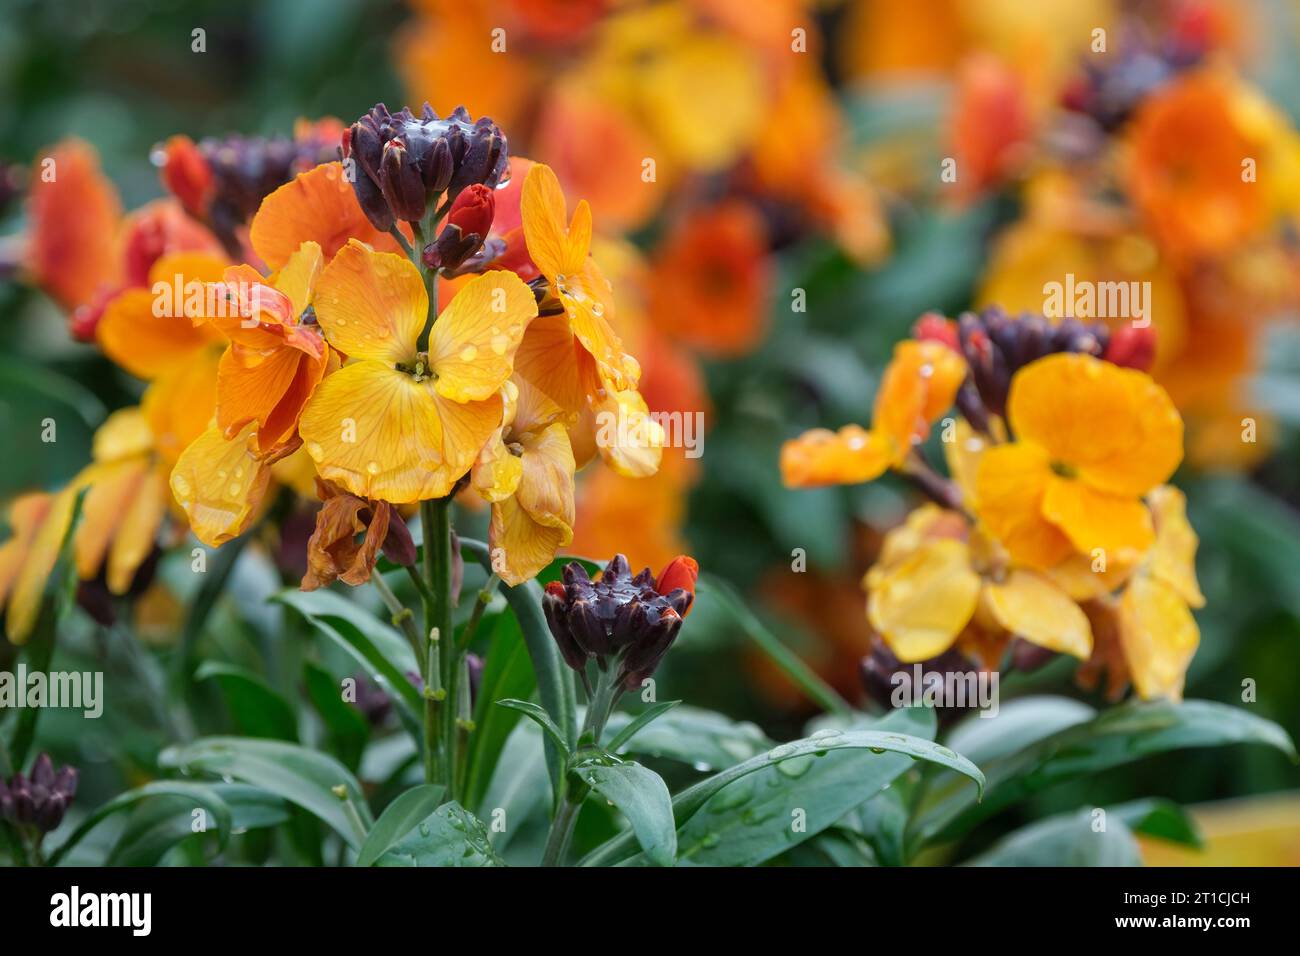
[447,184,495,239]
[913,312,960,351]
[1103,324,1157,372]
[654,555,698,617]
[157,135,214,218]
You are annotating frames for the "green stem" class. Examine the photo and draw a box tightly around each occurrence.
[540,665,623,867]
[387,225,414,260]
[456,573,499,654]
[421,498,457,791]
[370,572,425,674]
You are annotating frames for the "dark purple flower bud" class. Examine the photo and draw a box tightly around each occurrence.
[543,583,589,670]
[381,511,417,568]
[379,141,427,223]
[352,168,394,231]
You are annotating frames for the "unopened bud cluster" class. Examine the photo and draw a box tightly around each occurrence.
[0,753,78,833]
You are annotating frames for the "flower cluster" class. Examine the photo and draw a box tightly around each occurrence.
[783,311,1204,701]
[1,100,667,643]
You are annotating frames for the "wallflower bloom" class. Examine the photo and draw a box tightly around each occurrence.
[975,353,1183,569]
[197,241,331,456]
[648,200,770,358]
[781,339,966,488]
[866,504,1092,663]
[298,240,537,503]
[472,379,577,585]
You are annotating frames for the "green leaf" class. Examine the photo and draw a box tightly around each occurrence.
[702,573,852,716]
[302,661,370,770]
[106,784,292,866]
[355,784,447,867]
[575,760,677,866]
[602,705,771,771]
[159,737,371,850]
[496,699,569,755]
[1112,798,1203,849]
[275,588,422,737]
[48,781,234,866]
[375,802,503,866]
[580,726,984,867]
[463,612,535,811]
[966,808,1142,866]
[605,701,682,754]
[914,699,1297,845]
[195,661,298,741]
[671,707,936,867]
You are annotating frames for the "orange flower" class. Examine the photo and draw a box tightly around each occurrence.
[197,242,330,456]
[248,161,406,271]
[96,251,228,381]
[298,240,537,503]
[472,378,576,585]
[1126,68,1289,260]
[24,139,121,313]
[648,200,770,358]
[518,163,663,478]
[781,339,966,488]
[975,353,1183,570]
[947,53,1033,202]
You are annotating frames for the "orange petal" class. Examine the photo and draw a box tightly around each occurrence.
[429,270,538,402]
[872,339,966,463]
[974,442,1074,569]
[141,351,221,468]
[1041,475,1155,561]
[514,311,586,414]
[1007,353,1183,496]
[249,162,402,270]
[25,139,122,310]
[169,424,273,547]
[299,360,502,503]
[521,162,586,278]
[313,239,426,363]
[780,425,891,488]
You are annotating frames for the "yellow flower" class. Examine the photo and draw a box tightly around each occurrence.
[472,378,576,586]
[1116,485,1205,701]
[298,240,537,504]
[781,339,966,488]
[975,353,1182,570]
[865,504,1092,663]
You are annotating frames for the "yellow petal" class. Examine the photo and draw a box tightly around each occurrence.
[942,417,987,510]
[429,270,537,402]
[92,407,154,463]
[0,494,55,611]
[299,361,502,503]
[1119,575,1199,701]
[1044,550,1138,601]
[1007,353,1182,496]
[490,493,571,588]
[140,351,221,468]
[591,384,663,478]
[6,486,77,644]
[273,240,324,318]
[866,538,980,662]
[74,459,147,581]
[984,570,1093,659]
[471,428,524,504]
[107,466,168,594]
[1042,475,1154,561]
[313,239,425,364]
[1147,485,1206,608]
[170,424,272,548]
[780,425,892,488]
[974,442,1074,569]
[489,420,576,586]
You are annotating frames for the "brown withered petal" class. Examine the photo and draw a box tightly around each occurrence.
[301,490,391,590]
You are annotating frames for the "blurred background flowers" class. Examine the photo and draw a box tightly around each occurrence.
[2,0,1300,864]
